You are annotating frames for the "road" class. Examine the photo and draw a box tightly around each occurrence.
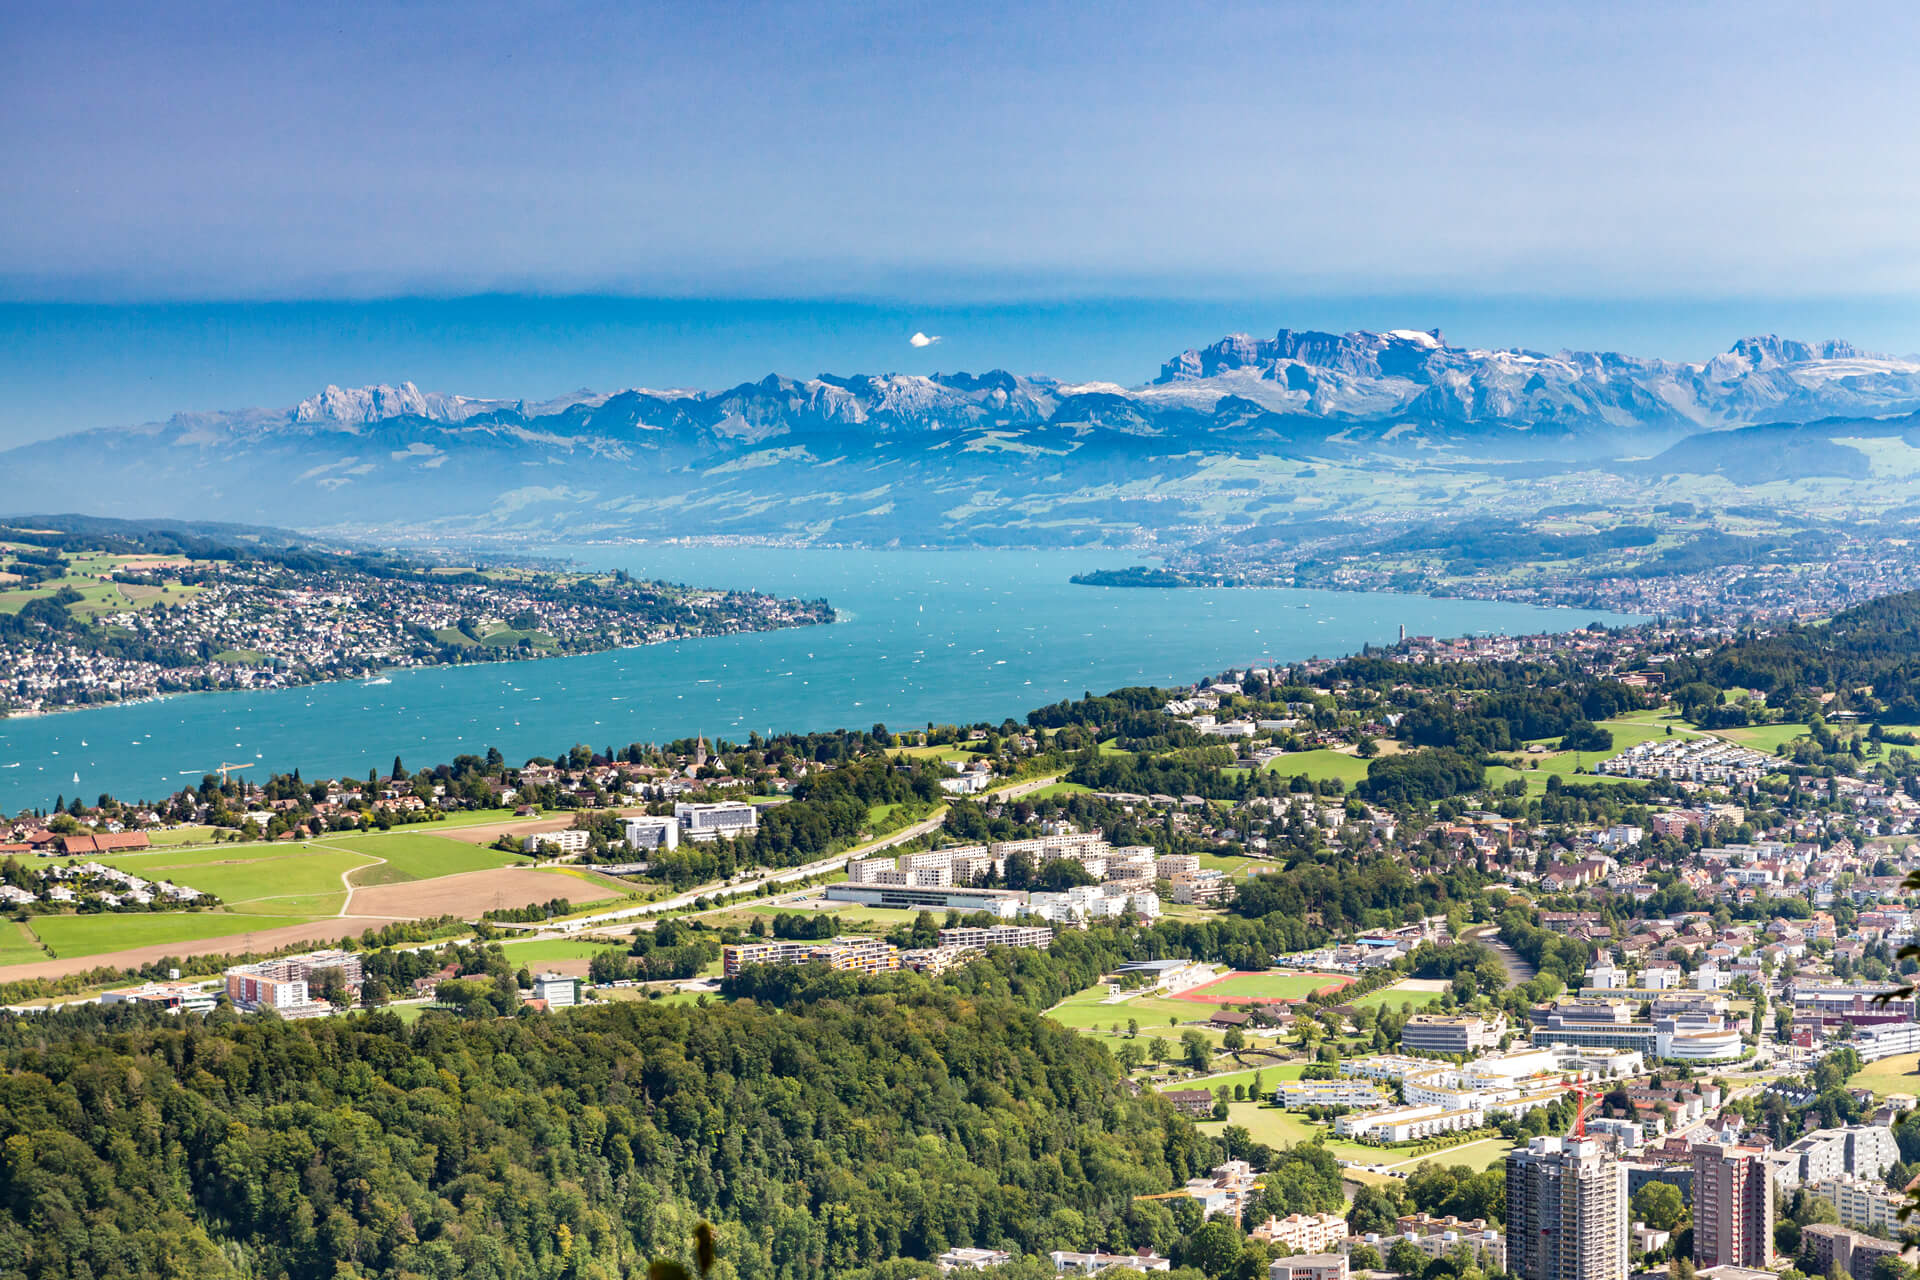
[1464,924,1536,984]
[543,772,1066,936]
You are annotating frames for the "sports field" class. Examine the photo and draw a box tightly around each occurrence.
[1172,970,1352,1003]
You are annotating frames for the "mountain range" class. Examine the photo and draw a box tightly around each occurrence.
[7,328,1920,546]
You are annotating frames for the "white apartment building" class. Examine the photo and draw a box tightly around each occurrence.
[623,814,679,851]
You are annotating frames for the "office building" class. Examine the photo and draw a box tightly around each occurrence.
[623,814,678,851]
[1400,1012,1506,1055]
[532,972,578,1008]
[1506,1137,1628,1280]
[100,982,216,1014]
[1691,1144,1772,1270]
[825,882,1025,917]
[674,800,759,842]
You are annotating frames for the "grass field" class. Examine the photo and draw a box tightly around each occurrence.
[1714,723,1810,753]
[28,910,317,959]
[98,845,367,912]
[1205,1100,1515,1172]
[495,937,631,965]
[1849,1052,1920,1097]
[0,919,46,964]
[1188,971,1350,1001]
[1024,781,1094,800]
[1349,979,1449,1013]
[1263,750,1372,785]
[309,831,519,885]
[146,826,220,846]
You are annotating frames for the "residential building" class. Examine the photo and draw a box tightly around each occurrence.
[531,828,590,855]
[1276,1080,1389,1110]
[1773,1126,1900,1187]
[1336,1104,1484,1143]
[720,936,901,979]
[1802,1225,1905,1280]
[1268,1255,1348,1280]
[937,1247,1014,1272]
[1691,1143,1772,1271]
[1249,1212,1347,1253]
[1049,1250,1170,1274]
[1506,1137,1628,1280]
[1809,1174,1907,1233]
[938,924,1052,950]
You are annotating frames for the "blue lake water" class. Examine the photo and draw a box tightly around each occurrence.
[0,547,1636,812]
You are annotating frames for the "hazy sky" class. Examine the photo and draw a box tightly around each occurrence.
[4,1,1920,441]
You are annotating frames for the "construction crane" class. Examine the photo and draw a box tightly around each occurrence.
[215,761,253,784]
[1564,1076,1596,1138]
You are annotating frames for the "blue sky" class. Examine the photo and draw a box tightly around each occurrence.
[4,1,1920,442]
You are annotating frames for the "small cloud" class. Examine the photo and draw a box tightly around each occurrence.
[909,331,941,348]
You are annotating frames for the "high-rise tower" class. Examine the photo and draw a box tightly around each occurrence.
[1506,1136,1628,1280]
[1691,1142,1774,1270]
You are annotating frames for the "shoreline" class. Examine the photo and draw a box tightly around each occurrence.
[0,609,836,725]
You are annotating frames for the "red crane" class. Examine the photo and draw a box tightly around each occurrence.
[1564,1076,1595,1138]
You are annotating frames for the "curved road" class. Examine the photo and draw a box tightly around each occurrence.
[545,772,1066,935]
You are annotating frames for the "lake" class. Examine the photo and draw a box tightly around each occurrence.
[0,546,1636,811]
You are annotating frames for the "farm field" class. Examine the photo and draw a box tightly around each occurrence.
[310,830,519,885]
[1849,1052,1920,1097]
[1263,750,1371,785]
[1176,970,1352,1003]
[27,910,319,959]
[98,845,368,913]
[0,920,46,964]
[346,866,613,919]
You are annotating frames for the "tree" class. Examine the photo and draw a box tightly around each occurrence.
[1388,1239,1428,1277]
[1632,1181,1687,1233]
[1181,1030,1212,1071]
[1182,1220,1244,1278]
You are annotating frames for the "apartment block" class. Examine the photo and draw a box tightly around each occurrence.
[721,936,900,979]
[938,924,1053,950]
[1506,1137,1627,1280]
[1691,1143,1772,1270]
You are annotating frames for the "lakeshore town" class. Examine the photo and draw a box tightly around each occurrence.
[0,538,831,714]
[11,599,1920,1280]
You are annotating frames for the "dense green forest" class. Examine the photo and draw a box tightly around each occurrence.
[0,991,1210,1280]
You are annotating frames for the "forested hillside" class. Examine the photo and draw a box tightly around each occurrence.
[0,993,1209,1280]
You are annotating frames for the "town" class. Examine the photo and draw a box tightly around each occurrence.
[9,591,1920,1280]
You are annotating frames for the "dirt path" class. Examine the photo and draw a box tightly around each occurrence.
[305,840,387,917]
